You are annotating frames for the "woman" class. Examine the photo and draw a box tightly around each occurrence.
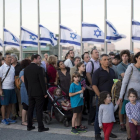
[57,60,71,97]
[119,52,140,140]
[47,55,57,87]
[19,59,31,126]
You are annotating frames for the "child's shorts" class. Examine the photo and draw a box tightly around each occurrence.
[73,105,82,113]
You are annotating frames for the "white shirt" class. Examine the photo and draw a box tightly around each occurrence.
[64,59,73,68]
[0,63,15,89]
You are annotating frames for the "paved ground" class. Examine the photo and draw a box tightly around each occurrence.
[0,116,127,140]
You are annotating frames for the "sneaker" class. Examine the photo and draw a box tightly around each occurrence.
[76,128,87,133]
[6,118,17,124]
[71,129,79,134]
[1,119,10,125]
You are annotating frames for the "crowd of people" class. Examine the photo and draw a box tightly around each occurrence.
[0,49,140,140]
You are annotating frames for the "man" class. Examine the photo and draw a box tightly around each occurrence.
[109,56,118,78]
[24,54,49,132]
[0,53,17,125]
[11,54,22,119]
[41,53,49,72]
[117,50,130,79]
[64,50,74,68]
[117,50,130,132]
[82,52,90,65]
[86,49,100,125]
[109,52,115,59]
[112,54,121,66]
[70,56,81,79]
[92,54,117,140]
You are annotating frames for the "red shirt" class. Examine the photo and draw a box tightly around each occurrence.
[47,64,57,84]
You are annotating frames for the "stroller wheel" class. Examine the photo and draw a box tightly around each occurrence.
[63,120,69,127]
[44,114,51,125]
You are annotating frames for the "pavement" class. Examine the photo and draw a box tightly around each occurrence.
[0,116,127,140]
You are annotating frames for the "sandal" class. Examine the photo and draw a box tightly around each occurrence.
[80,124,88,129]
[21,122,27,126]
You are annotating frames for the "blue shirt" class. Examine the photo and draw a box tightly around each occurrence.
[69,82,84,108]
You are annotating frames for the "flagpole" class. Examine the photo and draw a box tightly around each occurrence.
[58,0,61,60]
[20,0,22,60]
[81,0,83,56]
[38,0,41,55]
[130,0,134,52]
[3,0,5,56]
[104,0,107,54]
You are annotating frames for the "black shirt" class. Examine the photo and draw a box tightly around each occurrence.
[92,67,115,93]
[15,63,22,76]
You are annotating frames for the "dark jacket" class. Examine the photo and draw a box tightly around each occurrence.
[24,63,46,97]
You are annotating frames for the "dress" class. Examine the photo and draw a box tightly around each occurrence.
[19,70,28,105]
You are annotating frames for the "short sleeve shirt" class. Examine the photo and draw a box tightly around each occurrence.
[69,82,84,108]
[92,67,115,93]
[86,58,100,74]
[117,62,130,79]
[0,63,15,89]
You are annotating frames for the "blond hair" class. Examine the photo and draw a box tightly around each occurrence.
[47,55,57,65]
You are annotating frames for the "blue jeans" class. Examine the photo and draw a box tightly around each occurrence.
[94,96,101,135]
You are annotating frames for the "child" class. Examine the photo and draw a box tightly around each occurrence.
[126,88,140,140]
[98,91,120,140]
[69,72,86,134]
[54,88,69,106]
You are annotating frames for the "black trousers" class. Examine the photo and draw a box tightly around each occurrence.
[88,90,96,123]
[27,96,45,129]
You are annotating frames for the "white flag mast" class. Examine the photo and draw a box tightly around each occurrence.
[104,0,107,54]
[20,0,22,60]
[58,0,61,60]
[38,0,41,55]
[3,0,5,56]
[81,0,83,55]
[130,0,134,52]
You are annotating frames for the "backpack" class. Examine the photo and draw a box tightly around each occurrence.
[111,66,133,103]
[15,76,21,89]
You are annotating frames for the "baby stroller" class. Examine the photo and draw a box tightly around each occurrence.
[43,86,72,127]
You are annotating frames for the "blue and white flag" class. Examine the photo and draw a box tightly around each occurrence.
[132,20,140,42]
[39,24,58,46]
[0,39,3,47]
[21,27,38,47]
[4,28,19,47]
[60,25,81,47]
[82,22,105,44]
[106,20,126,42]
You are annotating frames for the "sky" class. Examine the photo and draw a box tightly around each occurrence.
[0,0,140,51]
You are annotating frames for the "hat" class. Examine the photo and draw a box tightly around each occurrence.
[109,52,115,56]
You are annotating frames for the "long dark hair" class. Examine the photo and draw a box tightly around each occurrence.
[134,52,140,64]
[99,91,110,106]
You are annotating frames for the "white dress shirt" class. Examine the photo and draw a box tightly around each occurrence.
[0,63,15,89]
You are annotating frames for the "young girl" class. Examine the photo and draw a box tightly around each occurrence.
[126,88,140,140]
[54,88,69,106]
[69,72,86,134]
[98,91,120,140]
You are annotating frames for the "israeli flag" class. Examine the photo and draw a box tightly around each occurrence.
[39,24,58,47]
[82,22,105,44]
[0,39,3,47]
[132,20,140,42]
[21,27,38,47]
[106,20,126,42]
[60,24,81,47]
[4,28,20,47]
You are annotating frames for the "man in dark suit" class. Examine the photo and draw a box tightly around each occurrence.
[24,54,49,132]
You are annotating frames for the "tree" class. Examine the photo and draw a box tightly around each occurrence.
[6,47,19,58]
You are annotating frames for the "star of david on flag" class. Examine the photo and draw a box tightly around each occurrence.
[132,20,140,42]
[21,27,38,47]
[82,22,106,44]
[0,39,3,47]
[39,24,58,47]
[60,24,81,47]
[106,20,126,42]
[4,28,20,47]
